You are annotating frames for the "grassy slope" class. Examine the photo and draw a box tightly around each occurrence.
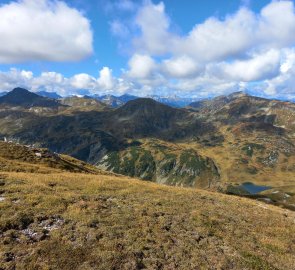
[0,170,295,269]
[0,141,108,175]
[184,125,295,187]
[0,142,295,269]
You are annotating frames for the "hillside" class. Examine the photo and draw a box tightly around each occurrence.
[0,142,294,269]
[59,96,109,113]
[0,141,105,174]
[0,88,294,198]
[0,88,61,108]
[98,139,220,188]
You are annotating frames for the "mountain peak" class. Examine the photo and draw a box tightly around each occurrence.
[119,98,167,111]
[12,87,30,92]
[228,91,248,99]
[115,98,182,121]
[0,87,60,108]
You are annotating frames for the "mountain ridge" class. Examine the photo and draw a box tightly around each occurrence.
[0,87,294,195]
[0,88,61,108]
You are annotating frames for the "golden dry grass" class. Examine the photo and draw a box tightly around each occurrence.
[0,171,295,269]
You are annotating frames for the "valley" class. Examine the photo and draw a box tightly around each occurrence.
[2,1,295,269]
[0,88,295,268]
[1,89,294,195]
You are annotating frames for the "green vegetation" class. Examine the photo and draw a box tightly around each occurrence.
[179,149,206,174]
[242,143,265,157]
[241,252,279,270]
[137,150,156,180]
[98,140,220,188]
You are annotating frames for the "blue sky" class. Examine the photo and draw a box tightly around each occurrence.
[0,0,295,99]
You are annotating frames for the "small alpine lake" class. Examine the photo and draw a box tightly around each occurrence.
[240,182,272,195]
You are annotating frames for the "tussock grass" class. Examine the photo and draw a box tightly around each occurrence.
[1,171,295,269]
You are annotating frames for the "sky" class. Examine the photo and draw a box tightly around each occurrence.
[0,0,295,99]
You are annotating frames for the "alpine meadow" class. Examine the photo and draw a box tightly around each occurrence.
[0,1,295,269]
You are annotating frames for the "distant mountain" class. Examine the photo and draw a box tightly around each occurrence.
[93,94,125,107]
[93,94,138,107]
[1,90,295,194]
[0,88,61,108]
[36,91,61,99]
[117,94,138,103]
[189,91,247,110]
[149,95,197,107]
[93,94,196,108]
[0,91,8,97]
[60,96,109,111]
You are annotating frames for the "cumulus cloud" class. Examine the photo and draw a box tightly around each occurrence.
[127,54,156,79]
[120,0,295,99]
[97,67,115,90]
[0,67,119,96]
[263,49,295,98]
[210,50,281,82]
[134,1,295,62]
[71,74,96,90]
[2,1,295,100]
[133,2,173,55]
[0,0,93,63]
[162,56,202,78]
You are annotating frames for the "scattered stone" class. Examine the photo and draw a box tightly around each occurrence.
[40,217,64,231]
[21,228,47,242]
[257,198,273,203]
[35,152,42,157]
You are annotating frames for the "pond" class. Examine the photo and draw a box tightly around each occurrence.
[241,182,272,194]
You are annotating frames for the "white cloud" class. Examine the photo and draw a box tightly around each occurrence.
[162,56,201,78]
[127,54,156,79]
[258,1,295,48]
[0,67,118,96]
[0,68,33,90]
[71,74,96,89]
[263,49,295,98]
[119,0,295,99]
[133,1,295,63]
[1,1,295,100]
[0,0,93,63]
[133,2,174,55]
[179,8,256,62]
[97,67,115,90]
[210,50,281,82]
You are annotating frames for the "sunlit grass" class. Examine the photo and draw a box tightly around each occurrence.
[1,171,295,269]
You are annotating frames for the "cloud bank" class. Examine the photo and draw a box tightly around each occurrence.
[1,0,295,99]
[0,0,93,63]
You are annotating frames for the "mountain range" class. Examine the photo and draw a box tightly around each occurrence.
[0,87,294,198]
[1,87,295,269]
[18,89,198,108]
